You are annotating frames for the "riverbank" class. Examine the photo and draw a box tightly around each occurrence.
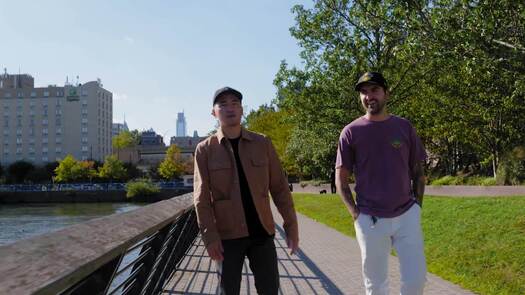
[0,188,192,204]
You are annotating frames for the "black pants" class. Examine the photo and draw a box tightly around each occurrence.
[217,236,279,295]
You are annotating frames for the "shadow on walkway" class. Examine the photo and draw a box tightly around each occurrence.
[163,225,343,295]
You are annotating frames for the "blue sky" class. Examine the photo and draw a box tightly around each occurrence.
[0,0,311,142]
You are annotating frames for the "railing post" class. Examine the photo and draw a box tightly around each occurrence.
[123,221,173,295]
[141,212,191,294]
[150,210,198,294]
[139,216,186,295]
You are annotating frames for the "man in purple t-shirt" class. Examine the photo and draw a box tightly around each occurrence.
[335,72,427,295]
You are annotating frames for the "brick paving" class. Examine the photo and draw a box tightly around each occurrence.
[163,210,475,294]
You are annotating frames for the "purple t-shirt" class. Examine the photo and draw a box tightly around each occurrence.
[335,115,427,218]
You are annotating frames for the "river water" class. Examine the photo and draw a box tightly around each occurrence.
[0,202,144,246]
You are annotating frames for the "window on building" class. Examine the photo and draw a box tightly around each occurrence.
[81,146,89,152]
[43,147,48,153]
[42,156,48,162]
[16,129,22,135]
[82,127,88,133]
[31,91,36,97]
[55,147,62,153]
[43,91,49,97]
[43,128,48,135]
[42,119,48,125]
[42,138,48,143]
[82,137,88,143]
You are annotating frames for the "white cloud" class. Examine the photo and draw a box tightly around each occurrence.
[113,93,129,101]
[124,36,135,44]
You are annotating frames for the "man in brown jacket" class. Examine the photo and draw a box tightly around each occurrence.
[193,86,299,295]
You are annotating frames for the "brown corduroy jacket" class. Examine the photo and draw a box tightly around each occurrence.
[193,127,298,246]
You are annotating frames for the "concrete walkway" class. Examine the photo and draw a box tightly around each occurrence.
[292,183,525,197]
[163,210,474,294]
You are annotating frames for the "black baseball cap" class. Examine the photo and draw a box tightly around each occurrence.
[355,72,388,91]
[213,87,243,105]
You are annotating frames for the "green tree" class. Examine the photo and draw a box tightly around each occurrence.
[8,161,35,183]
[54,155,97,183]
[54,155,78,183]
[112,130,139,158]
[158,145,185,180]
[98,155,127,182]
[274,0,525,180]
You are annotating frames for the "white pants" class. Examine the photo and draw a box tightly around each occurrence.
[354,204,427,295]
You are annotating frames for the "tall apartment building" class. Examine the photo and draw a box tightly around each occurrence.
[176,111,187,137]
[0,72,113,165]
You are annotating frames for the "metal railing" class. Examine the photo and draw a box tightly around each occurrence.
[0,181,189,192]
[0,193,198,295]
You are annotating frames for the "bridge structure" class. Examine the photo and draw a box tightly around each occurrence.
[0,193,474,295]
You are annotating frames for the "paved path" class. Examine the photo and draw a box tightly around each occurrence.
[292,183,525,197]
[163,209,474,294]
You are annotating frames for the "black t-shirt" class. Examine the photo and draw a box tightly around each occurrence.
[228,137,269,238]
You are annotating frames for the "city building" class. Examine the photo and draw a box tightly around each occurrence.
[170,132,206,160]
[0,71,112,165]
[112,121,129,137]
[139,129,164,146]
[176,111,187,137]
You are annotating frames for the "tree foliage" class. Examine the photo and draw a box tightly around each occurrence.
[98,155,127,181]
[7,161,35,183]
[158,145,185,180]
[54,155,97,183]
[273,0,525,180]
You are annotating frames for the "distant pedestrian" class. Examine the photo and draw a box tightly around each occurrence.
[193,87,299,295]
[335,72,427,294]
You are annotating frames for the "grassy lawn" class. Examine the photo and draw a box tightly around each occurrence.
[292,193,525,295]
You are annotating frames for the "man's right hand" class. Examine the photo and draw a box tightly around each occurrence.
[206,240,224,261]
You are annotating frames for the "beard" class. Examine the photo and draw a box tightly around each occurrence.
[365,99,386,115]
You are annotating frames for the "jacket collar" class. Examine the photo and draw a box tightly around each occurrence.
[216,126,253,143]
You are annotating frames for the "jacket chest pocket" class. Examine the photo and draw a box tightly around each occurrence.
[209,161,232,200]
[250,158,269,197]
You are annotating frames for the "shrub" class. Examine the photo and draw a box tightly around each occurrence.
[431,175,464,185]
[480,177,497,186]
[125,179,160,199]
